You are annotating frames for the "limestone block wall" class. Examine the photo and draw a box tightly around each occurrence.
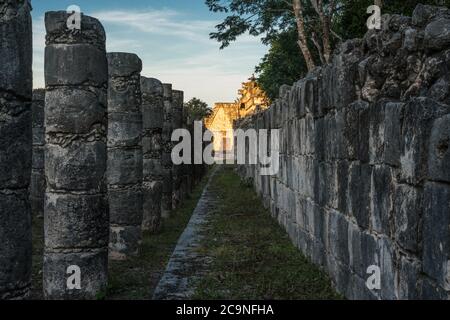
[31,89,45,219]
[43,11,109,299]
[0,0,33,299]
[235,5,450,300]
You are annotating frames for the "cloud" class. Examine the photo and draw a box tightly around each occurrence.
[32,7,267,107]
[93,8,217,43]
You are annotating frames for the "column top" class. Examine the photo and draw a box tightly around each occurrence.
[107,52,142,77]
[45,11,106,50]
[141,77,163,96]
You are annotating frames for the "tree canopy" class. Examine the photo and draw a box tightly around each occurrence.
[184,97,212,121]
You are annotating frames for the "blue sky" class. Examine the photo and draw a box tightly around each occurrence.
[31,0,267,107]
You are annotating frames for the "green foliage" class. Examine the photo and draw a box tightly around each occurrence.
[255,27,307,100]
[205,0,295,48]
[184,97,212,121]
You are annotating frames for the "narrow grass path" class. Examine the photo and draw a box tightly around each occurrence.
[107,172,211,300]
[192,165,340,300]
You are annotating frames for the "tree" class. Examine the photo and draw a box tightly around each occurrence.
[255,27,307,99]
[184,97,212,121]
[206,0,339,71]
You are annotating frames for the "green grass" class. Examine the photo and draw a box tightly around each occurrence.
[107,172,211,300]
[192,166,341,300]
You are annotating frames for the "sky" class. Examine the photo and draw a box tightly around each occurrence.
[31,0,268,107]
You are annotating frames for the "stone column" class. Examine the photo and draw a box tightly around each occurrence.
[0,0,32,300]
[43,11,108,299]
[180,107,191,200]
[107,52,143,260]
[141,77,164,232]
[31,89,45,218]
[172,90,184,208]
[161,84,173,218]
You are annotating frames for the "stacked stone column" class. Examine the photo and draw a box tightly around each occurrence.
[171,90,184,208]
[141,77,164,232]
[31,89,45,218]
[107,53,143,260]
[0,0,33,300]
[43,11,108,299]
[180,105,192,199]
[161,84,174,218]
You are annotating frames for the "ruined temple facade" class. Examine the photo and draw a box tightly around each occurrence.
[205,77,269,153]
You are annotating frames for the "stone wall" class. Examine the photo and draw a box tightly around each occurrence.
[235,4,450,300]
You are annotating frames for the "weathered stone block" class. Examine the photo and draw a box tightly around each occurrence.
[371,165,394,236]
[400,98,450,184]
[45,11,106,49]
[393,184,421,252]
[46,141,107,192]
[420,277,449,300]
[45,87,106,134]
[378,237,397,300]
[45,193,108,249]
[107,148,143,186]
[0,0,32,99]
[107,113,142,148]
[142,181,163,232]
[424,18,450,50]
[383,102,404,166]
[422,182,450,290]
[107,52,142,77]
[109,188,143,225]
[0,103,31,189]
[0,192,32,299]
[143,157,164,180]
[428,114,450,183]
[43,250,108,300]
[108,83,141,114]
[398,256,421,300]
[109,226,142,260]
[348,162,371,229]
[45,45,107,86]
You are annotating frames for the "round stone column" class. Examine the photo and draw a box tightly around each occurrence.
[171,90,184,209]
[107,52,143,260]
[31,89,45,218]
[141,77,164,232]
[161,83,173,218]
[43,11,108,299]
[0,0,33,300]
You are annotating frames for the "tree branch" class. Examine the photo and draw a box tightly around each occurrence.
[292,0,316,71]
[311,32,325,65]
